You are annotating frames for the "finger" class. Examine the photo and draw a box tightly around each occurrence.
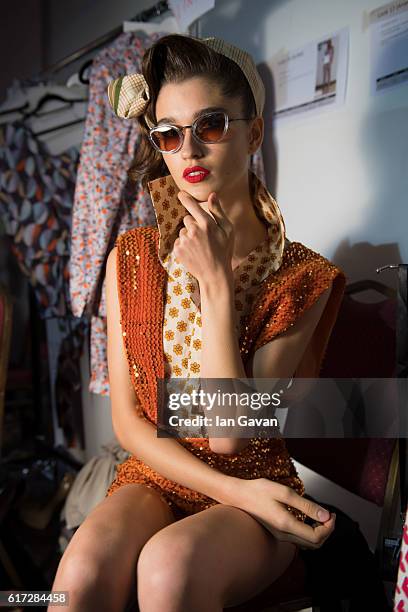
[257,513,335,550]
[276,507,336,546]
[276,529,331,550]
[182,214,197,230]
[178,191,211,226]
[278,488,332,524]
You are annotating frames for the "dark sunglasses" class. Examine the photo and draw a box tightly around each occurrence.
[148,110,252,154]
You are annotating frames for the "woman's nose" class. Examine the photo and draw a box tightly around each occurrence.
[180,127,204,159]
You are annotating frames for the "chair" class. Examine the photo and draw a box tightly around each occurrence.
[227,281,401,611]
[286,281,401,568]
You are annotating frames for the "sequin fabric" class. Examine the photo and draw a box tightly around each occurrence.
[106,210,346,518]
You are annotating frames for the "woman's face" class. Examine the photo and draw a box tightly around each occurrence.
[154,76,263,203]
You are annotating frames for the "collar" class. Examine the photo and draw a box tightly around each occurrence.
[147,170,286,283]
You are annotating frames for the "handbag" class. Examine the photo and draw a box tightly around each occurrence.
[61,440,129,529]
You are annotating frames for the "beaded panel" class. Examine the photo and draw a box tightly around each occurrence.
[115,227,166,424]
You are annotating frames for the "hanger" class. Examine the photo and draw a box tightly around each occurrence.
[34,117,85,137]
[0,101,30,117]
[22,93,88,120]
[345,279,397,300]
[39,1,171,78]
[78,60,93,85]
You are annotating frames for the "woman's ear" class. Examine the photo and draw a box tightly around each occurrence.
[248,116,264,154]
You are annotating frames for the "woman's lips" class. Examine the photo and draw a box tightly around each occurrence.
[183,167,210,183]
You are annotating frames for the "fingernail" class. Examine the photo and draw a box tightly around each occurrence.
[317,508,330,521]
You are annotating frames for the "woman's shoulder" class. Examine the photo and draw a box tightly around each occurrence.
[115,224,158,249]
[282,236,342,275]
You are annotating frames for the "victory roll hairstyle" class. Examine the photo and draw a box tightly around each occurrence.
[129,35,257,188]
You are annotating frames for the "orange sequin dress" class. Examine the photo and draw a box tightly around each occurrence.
[106,173,346,520]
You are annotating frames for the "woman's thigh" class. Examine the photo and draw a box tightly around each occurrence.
[50,484,176,611]
[137,503,297,610]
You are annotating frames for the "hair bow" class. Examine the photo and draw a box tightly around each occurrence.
[107,74,151,120]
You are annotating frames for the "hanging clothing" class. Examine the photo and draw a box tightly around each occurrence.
[106,172,346,518]
[0,120,87,448]
[0,122,78,317]
[68,31,165,396]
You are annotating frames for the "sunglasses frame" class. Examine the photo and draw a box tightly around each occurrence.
[148,110,251,154]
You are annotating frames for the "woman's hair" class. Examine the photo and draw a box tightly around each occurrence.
[129,35,256,188]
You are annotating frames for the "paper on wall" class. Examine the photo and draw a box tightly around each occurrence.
[369,0,408,95]
[267,27,349,121]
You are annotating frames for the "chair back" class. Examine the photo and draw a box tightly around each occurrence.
[287,289,397,501]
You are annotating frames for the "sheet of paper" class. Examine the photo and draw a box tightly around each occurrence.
[267,27,349,121]
[169,0,215,32]
[369,0,408,95]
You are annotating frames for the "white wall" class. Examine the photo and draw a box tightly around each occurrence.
[198,0,407,284]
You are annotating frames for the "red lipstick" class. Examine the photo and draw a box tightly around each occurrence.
[183,166,210,183]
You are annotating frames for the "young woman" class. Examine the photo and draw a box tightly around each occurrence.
[50,35,345,611]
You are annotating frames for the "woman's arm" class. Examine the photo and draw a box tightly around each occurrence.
[200,273,333,454]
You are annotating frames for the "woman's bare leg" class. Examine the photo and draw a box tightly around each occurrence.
[137,503,297,612]
[48,484,176,612]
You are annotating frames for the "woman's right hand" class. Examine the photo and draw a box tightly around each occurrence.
[225,477,336,549]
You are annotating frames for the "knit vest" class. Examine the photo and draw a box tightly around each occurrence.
[115,226,346,426]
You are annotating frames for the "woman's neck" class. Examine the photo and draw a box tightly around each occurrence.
[219,174,269,270]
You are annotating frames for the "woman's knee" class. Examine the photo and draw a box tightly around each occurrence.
[137,531,202,599]
[56,545,106,590]
[55,516,121,588]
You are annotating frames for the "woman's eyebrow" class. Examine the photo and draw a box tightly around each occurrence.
[156,106,227,125]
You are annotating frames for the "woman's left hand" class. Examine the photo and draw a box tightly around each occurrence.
[174,191,234,286]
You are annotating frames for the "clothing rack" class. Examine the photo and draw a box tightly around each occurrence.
[38,0,170,78]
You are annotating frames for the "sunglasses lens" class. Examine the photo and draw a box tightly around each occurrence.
[195,112,226,143]
[150,126,181,152]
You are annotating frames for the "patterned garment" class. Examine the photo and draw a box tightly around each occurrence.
[149,170,286,384]
[68,31,168,396]
[0,121,78,317]
[395,508,408,610]
[69,33,160,321]
[0,120,88,448]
